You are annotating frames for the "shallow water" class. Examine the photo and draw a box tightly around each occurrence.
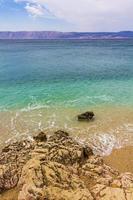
[0,106,133,155]
[0,40,133,154]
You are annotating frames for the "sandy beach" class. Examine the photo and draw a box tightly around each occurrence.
[104,146,133,173]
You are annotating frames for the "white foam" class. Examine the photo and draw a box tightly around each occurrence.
[20,103,49,112]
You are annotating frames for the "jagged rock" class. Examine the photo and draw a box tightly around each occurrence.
[120,173,133,188]
[18,159,44,200]
[78,111,95,121]
[52,130,69,139]
[0,164,18,193]
[91,185,126,200]
[18,158,94,200]
[33,132,47,142]
[0,140,34,193]
[0,130,133,200]
[82,146,93,159]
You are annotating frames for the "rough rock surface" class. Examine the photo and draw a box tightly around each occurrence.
[0,130,133,200]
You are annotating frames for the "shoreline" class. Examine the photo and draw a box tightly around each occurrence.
[0,130,133,200]
[0,105,133,155]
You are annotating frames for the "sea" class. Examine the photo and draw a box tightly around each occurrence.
[0,39,133,155]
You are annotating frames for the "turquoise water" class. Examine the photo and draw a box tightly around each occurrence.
[0,39,133,153]
[0,39,133,111]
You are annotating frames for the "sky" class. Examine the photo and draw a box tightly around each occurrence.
[0,0,133,31]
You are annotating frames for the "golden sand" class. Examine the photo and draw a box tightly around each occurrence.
[104,146,133,173]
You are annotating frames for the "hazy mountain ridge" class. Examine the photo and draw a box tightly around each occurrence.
[0,31,133,39]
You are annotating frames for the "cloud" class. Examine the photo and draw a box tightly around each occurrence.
[25,3,44,17]
[15,0,53,18]
[15,0,133,31]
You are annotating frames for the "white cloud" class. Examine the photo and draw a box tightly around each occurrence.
[15,0,133,31]
[25,3,44,17]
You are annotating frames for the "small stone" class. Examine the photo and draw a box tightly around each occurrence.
[78,111,95,121]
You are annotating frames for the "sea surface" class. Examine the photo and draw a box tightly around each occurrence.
[0,39,133,155]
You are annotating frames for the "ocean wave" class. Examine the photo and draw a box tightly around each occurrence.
[89,133,120,156]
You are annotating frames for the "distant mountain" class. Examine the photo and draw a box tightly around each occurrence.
[0,31,133,39]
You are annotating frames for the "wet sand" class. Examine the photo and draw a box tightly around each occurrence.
[104,146,133,173]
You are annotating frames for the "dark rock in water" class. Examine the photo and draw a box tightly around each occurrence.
[78,111,95,121]
[33,132,47,142]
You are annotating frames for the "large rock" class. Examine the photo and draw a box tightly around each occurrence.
[0,130,133,200]
[18,159,94,200]
[78,111,95,121]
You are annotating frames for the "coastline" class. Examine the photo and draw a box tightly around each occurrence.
[0,130,133,200]
[0,38,133,199]
[0,105,133,155]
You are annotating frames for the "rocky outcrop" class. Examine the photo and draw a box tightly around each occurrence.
[0,130,133,200]
[0,140,34,193]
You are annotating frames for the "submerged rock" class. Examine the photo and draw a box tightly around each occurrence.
[78,111,95,121]
[0,130,133,200]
